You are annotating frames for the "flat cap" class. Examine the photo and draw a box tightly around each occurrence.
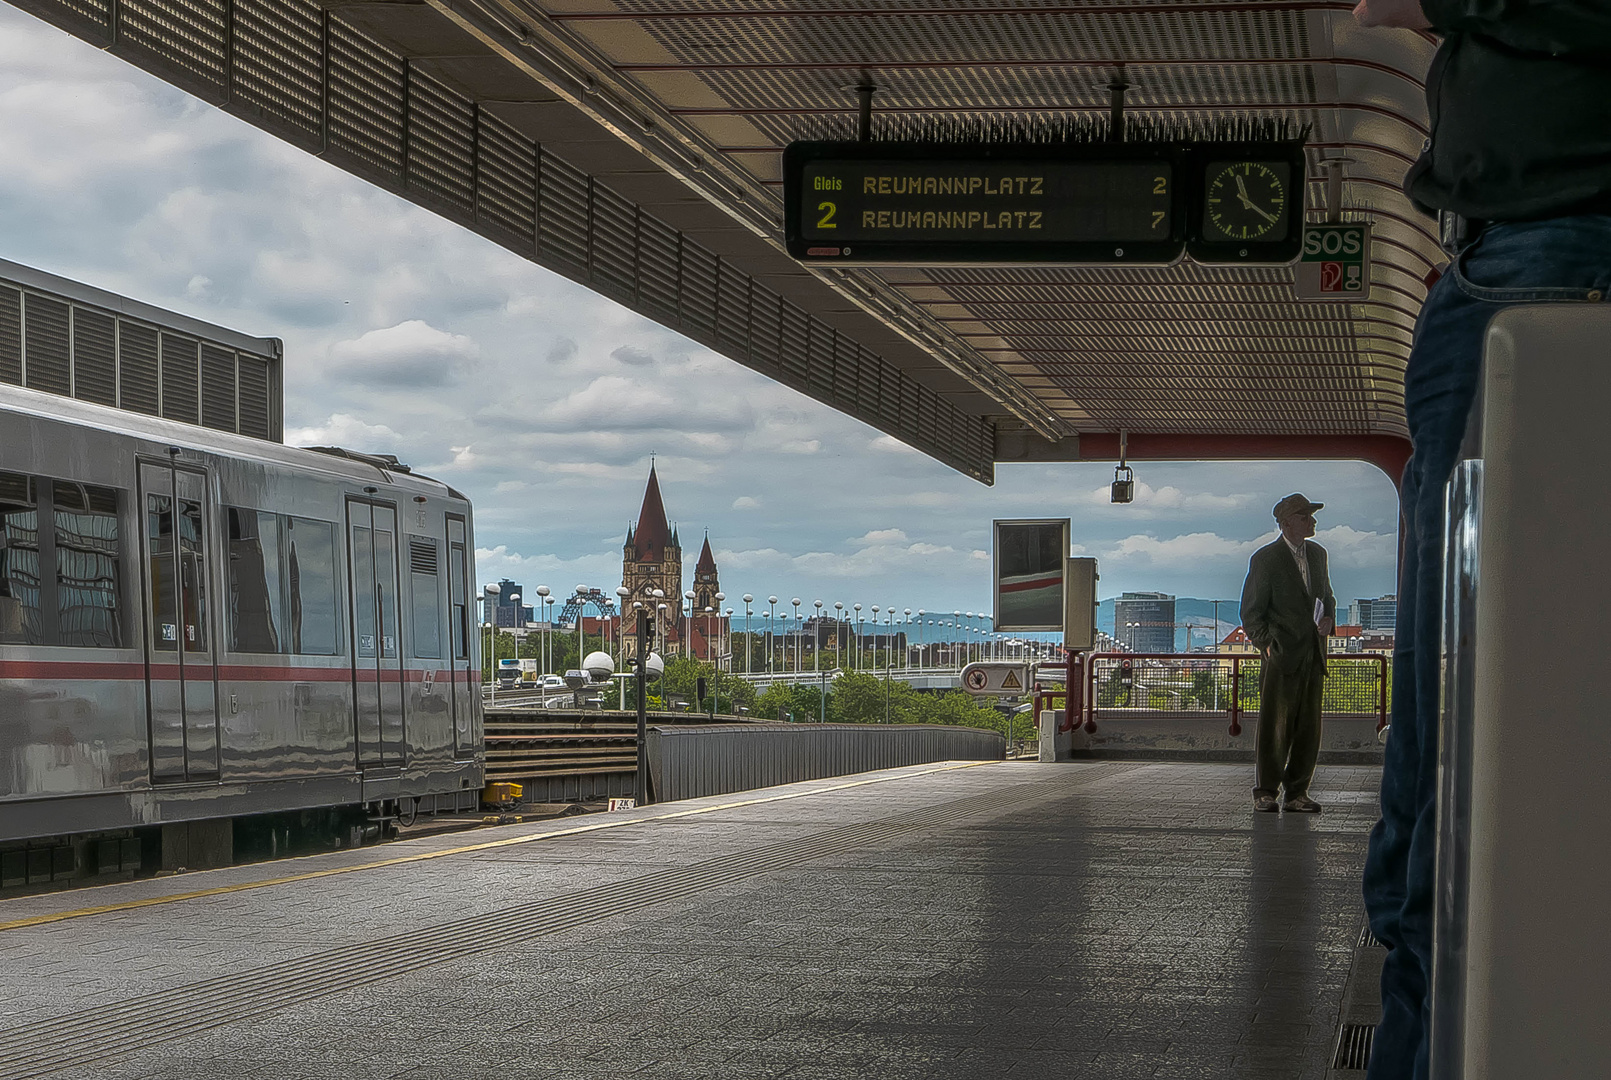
[1273,493,1323,521]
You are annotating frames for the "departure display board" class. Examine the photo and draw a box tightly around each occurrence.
[784,141,1185,265]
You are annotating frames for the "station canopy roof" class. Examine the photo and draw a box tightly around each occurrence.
[12,0,1433,481]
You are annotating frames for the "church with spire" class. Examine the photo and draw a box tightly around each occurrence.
[621,464,725,660]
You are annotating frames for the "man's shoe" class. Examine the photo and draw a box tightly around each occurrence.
[1253,795,1280,813]
[1283,795,1322,813]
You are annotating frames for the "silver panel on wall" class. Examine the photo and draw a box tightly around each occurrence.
[0,259,283,441]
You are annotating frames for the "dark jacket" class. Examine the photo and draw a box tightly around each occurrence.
[1407,0,1611,221]
[1239,539,1336,673]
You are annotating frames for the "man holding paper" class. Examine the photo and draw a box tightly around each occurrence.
[1239,494,1337,814]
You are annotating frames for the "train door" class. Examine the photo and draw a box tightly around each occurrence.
[347,498,405,768]
[447,515,473,757]
[139,462,220,782]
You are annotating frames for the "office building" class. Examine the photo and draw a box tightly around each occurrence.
[1115,592,1176,653]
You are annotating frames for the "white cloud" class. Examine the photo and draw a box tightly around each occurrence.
[284,413,402,450]
[853,528,909,546]
[329,320,479,386]
[732,496,761,510]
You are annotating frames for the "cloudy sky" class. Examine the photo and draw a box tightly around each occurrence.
[0,8,1400,625]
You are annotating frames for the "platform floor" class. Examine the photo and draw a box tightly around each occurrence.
[0,760,1381,1080]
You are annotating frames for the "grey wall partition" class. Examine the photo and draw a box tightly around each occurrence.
[1434,306,1611,1080]
[646,724,1005,804]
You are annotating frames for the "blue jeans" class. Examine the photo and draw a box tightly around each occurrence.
[1362,215,1611,1080]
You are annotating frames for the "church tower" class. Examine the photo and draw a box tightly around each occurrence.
[621,465,683,653]
[692,532,720,615]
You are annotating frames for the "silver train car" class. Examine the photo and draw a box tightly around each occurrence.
[0,383,483,886]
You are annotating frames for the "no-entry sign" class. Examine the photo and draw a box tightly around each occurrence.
[1292,223,1371,300]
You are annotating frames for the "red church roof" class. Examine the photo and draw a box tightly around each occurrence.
[629,466,672,562]
[695,534,717,573]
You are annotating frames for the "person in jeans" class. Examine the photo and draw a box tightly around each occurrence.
[1352,2,1611,1078]
[1239,495,1336,814]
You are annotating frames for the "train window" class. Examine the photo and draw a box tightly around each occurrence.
[146,494,179,652]
[373,512,400,660]
[0,471,41,645]
[286,517,338,656]
[227,508,283,653]
[448,519,468,661]
[408,537,441,659]
[53,482,123,648]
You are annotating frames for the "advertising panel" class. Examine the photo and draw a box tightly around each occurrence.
[993,519,1070,633]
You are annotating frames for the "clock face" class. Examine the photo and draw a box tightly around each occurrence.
[1203,161,1290,243]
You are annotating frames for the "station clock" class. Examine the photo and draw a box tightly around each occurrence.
[1186,143,1307,264]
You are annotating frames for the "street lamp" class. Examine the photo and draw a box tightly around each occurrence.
[762,610,773,676]
[870,606,881,670]
[854,603,863,670]
[507,592,521,681]
[791,598,801,673]
[813,600,824,669]
[903,609,912,671]
[768,596,779,673]
[572,585,590,672]
[833,602,844,665]
[482,583,501,701]
[742,594,754,673]
[917,610,926,667]
[683,590,696,659]
[533,585,550,674]
[615,586,631,667]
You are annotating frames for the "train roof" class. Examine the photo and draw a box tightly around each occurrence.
[0,382,469,503]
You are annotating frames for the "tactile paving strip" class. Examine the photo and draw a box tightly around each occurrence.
[0,765,1141,1079]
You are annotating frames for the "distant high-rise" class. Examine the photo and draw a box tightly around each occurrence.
[1114,591,1176,653]
[1355,595,1398,632]
[493,578,533,628]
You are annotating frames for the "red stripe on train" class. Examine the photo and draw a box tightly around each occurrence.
[998,575,1061,594]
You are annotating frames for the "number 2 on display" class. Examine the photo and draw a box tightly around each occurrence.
[816,201,837,229]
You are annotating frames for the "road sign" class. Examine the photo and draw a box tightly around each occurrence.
[1292,223,1370,300]
[960,662,1032,696]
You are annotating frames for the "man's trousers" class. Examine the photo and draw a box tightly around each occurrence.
[1254,649,1323,800]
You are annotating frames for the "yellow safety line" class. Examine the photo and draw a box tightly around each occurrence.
[0,760,999,933]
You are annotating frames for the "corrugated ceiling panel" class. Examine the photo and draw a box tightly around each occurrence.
[232,0,322,139]
[327,18,405,179]
[476,111,537,247]
[407,69,476,217]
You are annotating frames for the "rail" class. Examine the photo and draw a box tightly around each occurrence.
[1032,652,1389,737]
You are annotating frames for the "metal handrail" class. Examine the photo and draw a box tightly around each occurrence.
[1081,651,1389,736]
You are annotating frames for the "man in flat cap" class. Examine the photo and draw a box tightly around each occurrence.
[1239,494,1337,813]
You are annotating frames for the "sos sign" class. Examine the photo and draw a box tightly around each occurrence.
[1293,223,1371,300]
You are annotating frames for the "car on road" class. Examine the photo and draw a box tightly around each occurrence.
[538,674,566,691]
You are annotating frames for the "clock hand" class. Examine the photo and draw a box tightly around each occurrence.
[1235,174,1251,199]
[1245,201,1279,225]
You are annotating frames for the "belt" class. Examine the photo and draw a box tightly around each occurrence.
[1438,210,1490,257]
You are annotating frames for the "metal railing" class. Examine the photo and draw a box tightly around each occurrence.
[1034,652,1389,736]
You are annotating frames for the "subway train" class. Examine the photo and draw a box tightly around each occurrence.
[0,382,484,887]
